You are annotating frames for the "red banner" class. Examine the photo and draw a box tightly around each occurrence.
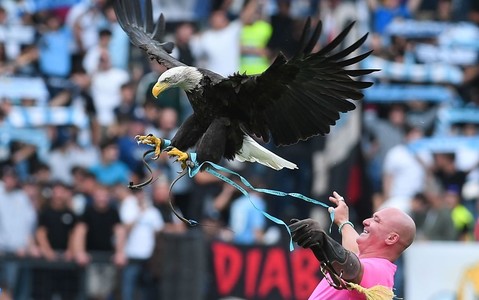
[210,241,322,300]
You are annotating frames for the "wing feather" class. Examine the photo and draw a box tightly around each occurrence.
[131,0,142,29]
[303,20,323,55]
[113,0,183,69]
[219,19,377,146]
[144,0,154,33]
[314,21,355,57]
[151,14,167,45]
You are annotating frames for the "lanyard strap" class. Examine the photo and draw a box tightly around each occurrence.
[188,154,334,251]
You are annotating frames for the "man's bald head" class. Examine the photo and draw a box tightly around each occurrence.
[382,207,416,251]
[357,207,416,260]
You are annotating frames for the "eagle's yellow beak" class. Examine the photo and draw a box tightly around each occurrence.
[152,82,170,98]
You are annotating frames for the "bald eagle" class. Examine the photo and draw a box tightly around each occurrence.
[113,0,377,170]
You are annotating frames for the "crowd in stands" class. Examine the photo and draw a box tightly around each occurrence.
[1,0,479,299]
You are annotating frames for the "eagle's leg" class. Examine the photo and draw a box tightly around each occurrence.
[170,113,206,150]
[135,134,168,159]
[166,147,194,170]
[195,117,230,164]
[166,117,230,169]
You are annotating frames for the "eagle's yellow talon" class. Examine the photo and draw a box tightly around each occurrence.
[167,147,189,169]
[135,134,162,160]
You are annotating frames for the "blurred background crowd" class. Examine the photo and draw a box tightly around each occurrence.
[1,0,479,299]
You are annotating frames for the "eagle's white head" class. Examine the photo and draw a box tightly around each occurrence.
[152,66,203,97]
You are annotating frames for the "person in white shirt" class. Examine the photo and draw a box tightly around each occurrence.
[90,50,129,130]
[0,166,39,300]
[190,0,260,77]
[119,186,164,300]
[381,125,428,213]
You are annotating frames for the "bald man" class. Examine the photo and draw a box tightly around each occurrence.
[289,191,416,300]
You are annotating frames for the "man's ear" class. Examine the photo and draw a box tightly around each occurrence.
[385,232,400,245]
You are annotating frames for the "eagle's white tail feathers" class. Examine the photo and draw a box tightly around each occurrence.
[235,135,298,170]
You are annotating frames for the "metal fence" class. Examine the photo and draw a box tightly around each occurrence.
[0,230,207,300]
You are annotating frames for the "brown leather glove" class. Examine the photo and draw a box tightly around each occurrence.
[289,218,361,284]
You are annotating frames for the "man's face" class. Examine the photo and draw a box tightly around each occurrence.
[357,209,396,254]
[210,11,228,30]
[102,144,119,163]
[93,188,110,209]
[2,173,17,191]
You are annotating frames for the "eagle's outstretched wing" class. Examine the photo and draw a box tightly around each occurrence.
[222,20,378,146]
[113,0,184,69]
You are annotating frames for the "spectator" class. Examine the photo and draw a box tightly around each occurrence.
[47,126,99,185]
[190,1,258,77]
[471,0,479,25]
[405,100,438,136]
[70,166,97,215]
[30,162,51,186]
[35,181,78,300]
[73,184,127,300]
[65,0,108,58]
[267,0,298,59]
[22,177,44,211]
[37,12,73,97]
[116,116,150,180]
[0,0,34,25]
[0,5,36,67]
[0,166,38,300]
[90,50,129,131]
[151,177,187,233]
[152,106,180,139]
[118,186,164,300]
[0,6,7,25]
[434,153,468,191]
[444,187,474,241]
[10,44,39,76]
[185,167,224,226]
[171,22,197,66]
[214,178,267,245]
[0,42,11,74]
[368,0,422,34]
[381,125,427,212]
[420,190,458,241]
[409,192,428,239]
[148,177,189,285]
[103,2,130,71]
[83,28,113,75]
[239,0,272,75]
[36,181,76,260]
[113,81,140,121]
[6,141,40,182]
[89,138,130,187]
[434,0,456,22]
[364,104,407,193]
[69,67,101,145]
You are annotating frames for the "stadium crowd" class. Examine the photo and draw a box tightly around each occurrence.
[1,0,479,299]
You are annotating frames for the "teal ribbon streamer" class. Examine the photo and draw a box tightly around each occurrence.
[188,153,335,251]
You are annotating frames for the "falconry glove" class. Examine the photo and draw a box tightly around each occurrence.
[289,219,361,289]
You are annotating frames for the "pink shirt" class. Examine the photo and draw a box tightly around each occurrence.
[308,257,397,300]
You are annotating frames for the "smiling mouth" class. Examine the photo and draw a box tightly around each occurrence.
[362,229,369,234]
